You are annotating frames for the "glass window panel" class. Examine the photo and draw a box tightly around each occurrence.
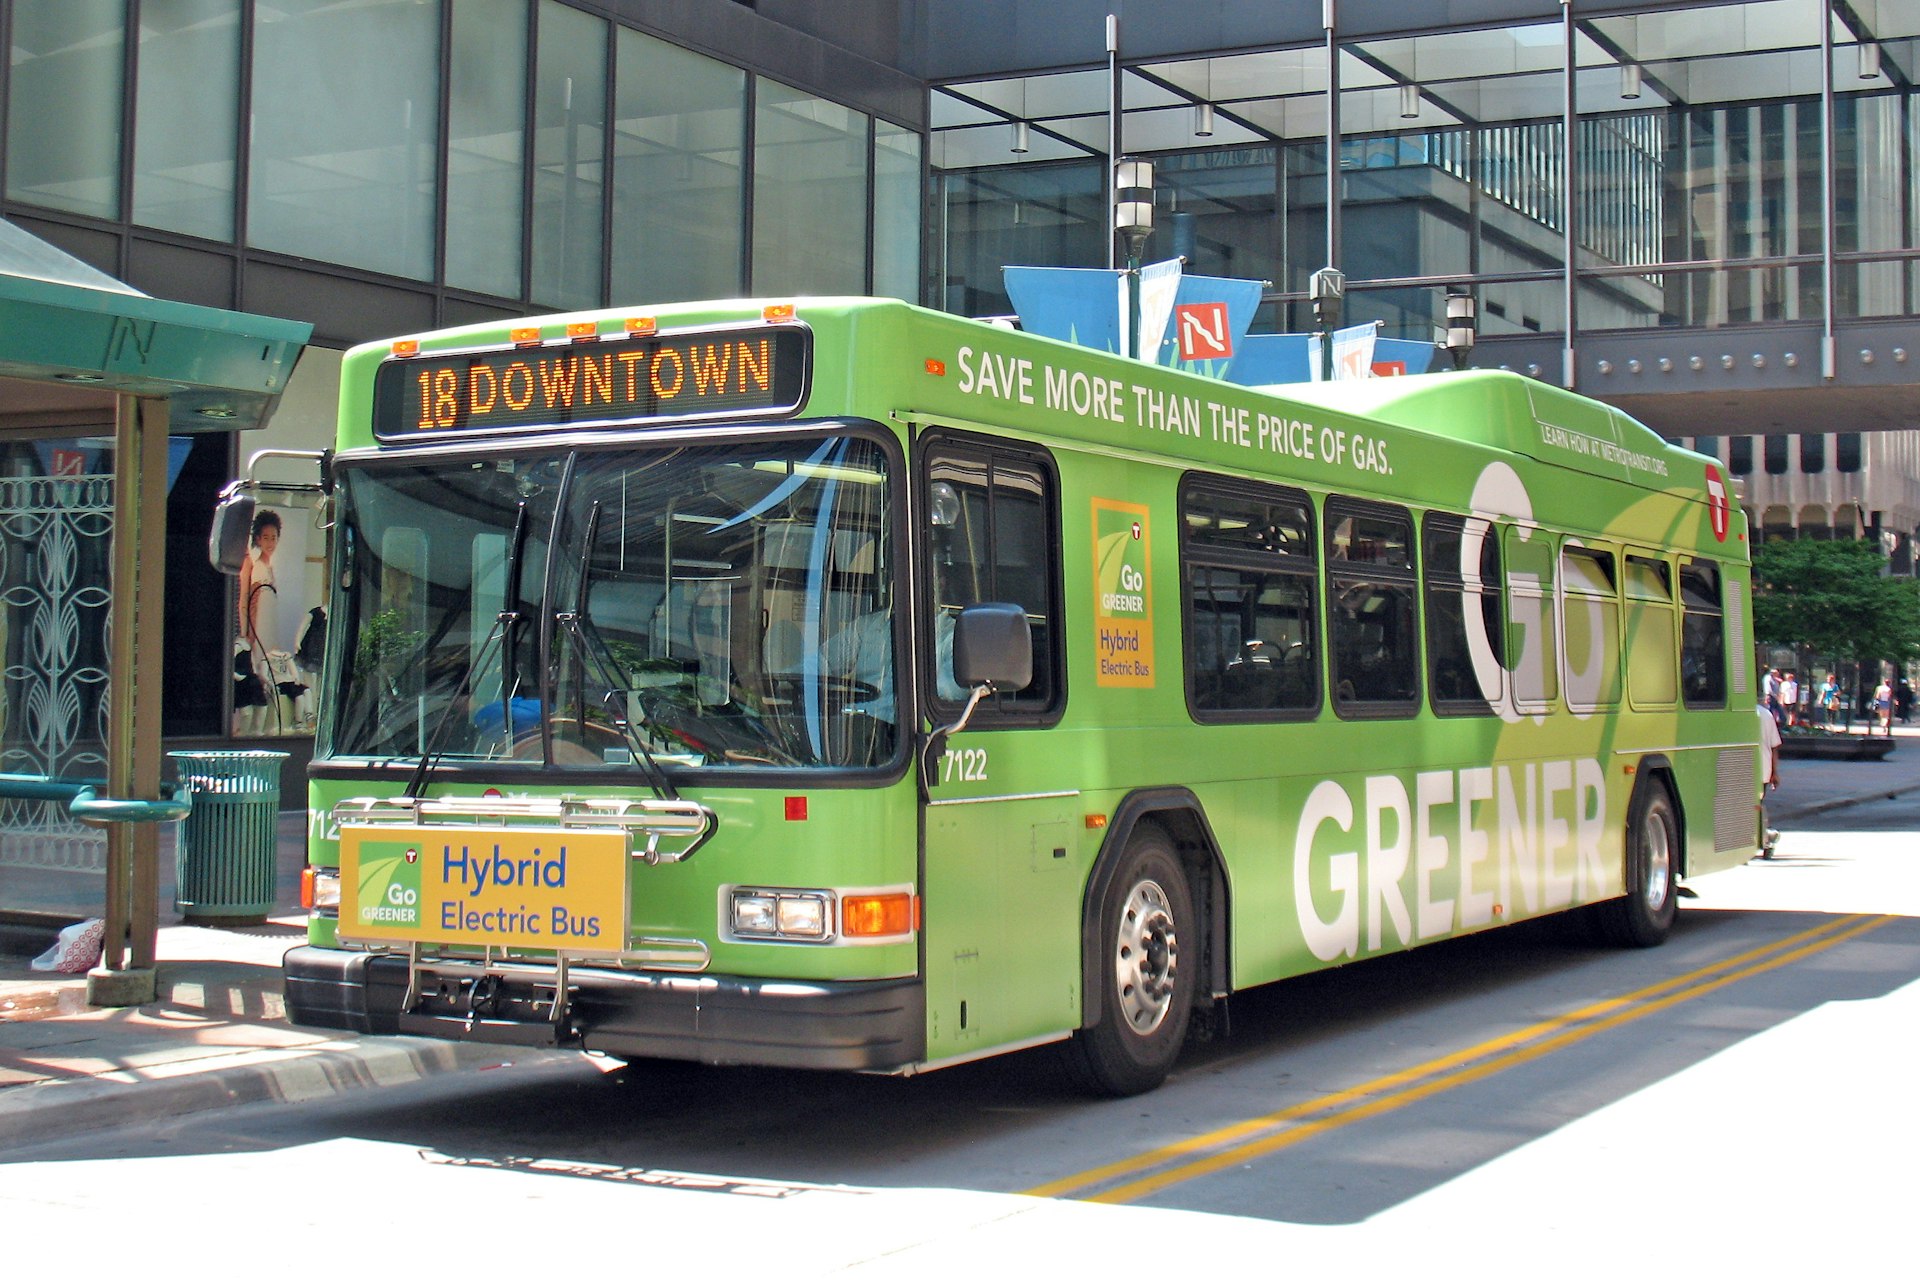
[1424,514,1502,714]
[753,78,867,295]
[133,0,239,240]
[250,0,438,280]
[1330,508,1412,568]
[1562,589,1621,710]
[1764,432,1790,474]
[1329,581,1418,711]
[1628,597,1678,705]
[1183,482,1319,718]
[1680,559,1726,708]
[1188,565,1319,715]
[1156,149,1279,294]
[1836,432,1862,471]
[1560,545,1616,595]
[1730,434,1754,474]
[925,448,1059,717]
[1625,555,1672,601]
[548,438,896,770]
[872,120,921,302]
[934,160,1106,316]
[1504,525,1556,707]
[7,0,125,218]
[1185,490,1313,562]
[447,0,528,299]
[1328,500,1417,714]
[532,0,607,311]
[1800,432,1825,473]
[611,29,745,305]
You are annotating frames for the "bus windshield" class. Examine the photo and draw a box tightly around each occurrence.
[331,434,897,771]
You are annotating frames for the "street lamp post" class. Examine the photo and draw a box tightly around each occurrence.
[1445,291,1478,371]
[1311,267,1344,382]
[1115,156,1154,358]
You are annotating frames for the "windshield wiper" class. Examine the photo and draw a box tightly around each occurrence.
[553,500,683,801]
[401,499,531,800]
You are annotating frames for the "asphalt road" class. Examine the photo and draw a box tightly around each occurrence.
[4,815,1915,1276]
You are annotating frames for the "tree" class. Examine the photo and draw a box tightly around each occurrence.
[1750,538,1920,673]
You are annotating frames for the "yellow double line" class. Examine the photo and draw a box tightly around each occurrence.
[1026,913,1892,1205]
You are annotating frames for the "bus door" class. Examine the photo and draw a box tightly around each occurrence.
[916,437,1082,1064]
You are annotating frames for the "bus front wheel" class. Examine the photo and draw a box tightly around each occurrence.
[1065,828,1193,1096]
[1596,780,1680,948]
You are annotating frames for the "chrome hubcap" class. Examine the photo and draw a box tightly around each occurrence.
[1642,810,1673,910]
[1114,878,1179,1035]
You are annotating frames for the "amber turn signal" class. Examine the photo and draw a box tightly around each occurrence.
[842,893,916,937]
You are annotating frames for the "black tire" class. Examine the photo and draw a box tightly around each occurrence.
[1064,828,1194,1096]
[1595,781,1680,948]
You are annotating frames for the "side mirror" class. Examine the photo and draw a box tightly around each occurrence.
[953,602,1032,693]
[208,486,257,576]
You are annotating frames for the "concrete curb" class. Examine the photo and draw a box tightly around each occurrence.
[1769,779,1920,823]
[0,1036,563,1152]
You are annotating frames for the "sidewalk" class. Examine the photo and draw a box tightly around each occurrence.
[4,727,1918,1152]
[1766,720,1920,821]
[0,813,557,1151]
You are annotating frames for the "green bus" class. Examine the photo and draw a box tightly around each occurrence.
[244,296,1759,1096]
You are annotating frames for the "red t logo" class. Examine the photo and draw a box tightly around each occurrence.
[1705,465,1730,542]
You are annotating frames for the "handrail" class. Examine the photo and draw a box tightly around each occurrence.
[70,784,192,826]
[0,773,191,824]
[0,772,97,801]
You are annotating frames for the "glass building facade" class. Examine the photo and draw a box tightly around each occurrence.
[931,0,1920,343]
[2,0,923,341]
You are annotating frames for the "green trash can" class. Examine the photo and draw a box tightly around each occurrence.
[169,750,289,925]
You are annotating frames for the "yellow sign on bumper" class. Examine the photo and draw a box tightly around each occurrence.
[338,826,629,955]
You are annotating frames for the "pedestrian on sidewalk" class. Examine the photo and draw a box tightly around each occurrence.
[1763,667,1782,726]
[1874,675,1894,735]
[1780,669,1800,728]
[1898,678,1913,726]
[1819,672,1840,727]
[1756,693,1782,859]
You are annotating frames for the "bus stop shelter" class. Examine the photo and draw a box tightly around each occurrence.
[0,219,309,1005]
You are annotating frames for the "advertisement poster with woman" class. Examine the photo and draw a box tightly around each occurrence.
[233,500,325,737]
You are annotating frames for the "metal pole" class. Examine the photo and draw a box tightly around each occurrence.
[1820,5,1838,380]
[1107,13,1120,271]
[1324,0,1341,272]
[1562,0,1577,389]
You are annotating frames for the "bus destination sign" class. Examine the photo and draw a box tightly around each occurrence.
[374,325,810,438]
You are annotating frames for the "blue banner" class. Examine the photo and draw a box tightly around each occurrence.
[1220,333,1313,386]
[1002,265,1126,354]
[1157,274,1266,373]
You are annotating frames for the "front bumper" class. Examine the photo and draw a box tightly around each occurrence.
[284,945,925,1072]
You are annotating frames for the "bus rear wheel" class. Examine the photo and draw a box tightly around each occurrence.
[1064,829,1193,1097]
[1596,781,1679,948]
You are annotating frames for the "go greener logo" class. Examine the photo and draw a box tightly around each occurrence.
[1093,497,1154,688]
[355,839,422,927]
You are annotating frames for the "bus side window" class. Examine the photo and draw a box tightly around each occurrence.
[1680,559,1727,708]
[1326,497,1419,717]
[1422,512,1500,716]
[923,440,1062,720]
[1179,475,1318,720]
[1559,543,1621,711]
[1625,553,1678,707]
[1502,524,1558,712]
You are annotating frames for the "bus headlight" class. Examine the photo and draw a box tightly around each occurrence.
[729,889,832,941]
